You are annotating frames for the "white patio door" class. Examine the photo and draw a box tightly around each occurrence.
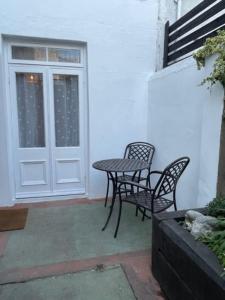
[10,65,85,198]
[49,69,85,194]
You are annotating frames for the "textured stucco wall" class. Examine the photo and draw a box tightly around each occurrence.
[148,56,223,209]
[0,0,159,204]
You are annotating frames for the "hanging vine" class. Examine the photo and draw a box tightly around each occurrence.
[193,30,225,87]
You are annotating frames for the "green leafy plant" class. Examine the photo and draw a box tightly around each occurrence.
[207,196,225,217]
[199,231,225,272]
[199,197,225,274]
[193,30,225,87]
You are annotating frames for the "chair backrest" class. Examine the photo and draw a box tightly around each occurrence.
[153,157,190,199]
[123,142,155,167]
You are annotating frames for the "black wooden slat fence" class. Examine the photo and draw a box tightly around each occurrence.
[168,14,225,53]
[163,0,225,67]
[169,0,217,32]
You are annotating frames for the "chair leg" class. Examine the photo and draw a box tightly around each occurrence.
[174,202,177,211]
[136,187,141,219]
[147,171,151,188]
[142,208,146,221]
[114,199,123,238]
[135,206,138,216]
[125,184,128,197]
[104,176,110,207]
[173,190,177,211]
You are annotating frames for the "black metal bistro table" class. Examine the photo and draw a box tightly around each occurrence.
[92,158,149,232]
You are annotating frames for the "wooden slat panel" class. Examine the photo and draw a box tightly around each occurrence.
[168,24,225,63]
[169,1,225,43]
[163,21,170,68]
[169,0,217,33]
[168,14,225,53]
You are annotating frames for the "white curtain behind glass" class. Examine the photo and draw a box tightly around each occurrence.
[16,73,45,148]
[53,75,79,147]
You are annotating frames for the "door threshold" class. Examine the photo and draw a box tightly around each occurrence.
[16,194,88,204]
[16,188,86,199]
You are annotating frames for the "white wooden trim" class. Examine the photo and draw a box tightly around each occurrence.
[2,40,16,203]
[16,190,87,202]
[6,41,85,68]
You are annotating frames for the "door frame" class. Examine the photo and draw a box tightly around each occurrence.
[3,39,89,202]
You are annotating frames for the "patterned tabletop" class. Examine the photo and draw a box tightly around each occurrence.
[92,158,149,172]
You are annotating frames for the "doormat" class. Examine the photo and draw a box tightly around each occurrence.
[0,208,28,231]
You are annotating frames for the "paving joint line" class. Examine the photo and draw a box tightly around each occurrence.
[0,249,150,284]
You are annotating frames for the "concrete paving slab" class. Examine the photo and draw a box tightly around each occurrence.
[0,203,151,270]
[0,266,136,300]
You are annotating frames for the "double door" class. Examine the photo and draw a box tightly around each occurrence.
[9,65,85,198]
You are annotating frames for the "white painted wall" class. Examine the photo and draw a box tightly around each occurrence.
[1,0,221,209]
[148,56,224,209]
[0,0,159,205]
[179,0,202,16]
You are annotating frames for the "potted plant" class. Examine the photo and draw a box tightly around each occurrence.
[152,199,225,300]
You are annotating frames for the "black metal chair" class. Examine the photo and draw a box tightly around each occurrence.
[104,142,155,207]
[104,156,190,238]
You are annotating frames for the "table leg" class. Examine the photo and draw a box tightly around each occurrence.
[102,171,117,231]
[104,172,110,207]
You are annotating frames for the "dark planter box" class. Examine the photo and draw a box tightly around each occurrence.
[152,209,225,300]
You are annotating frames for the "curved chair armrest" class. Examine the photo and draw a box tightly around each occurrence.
[150,170,175,179]
[118,180,152,192]
[149,170,164,176]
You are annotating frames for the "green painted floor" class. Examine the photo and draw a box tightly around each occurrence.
[0,203,151,270]
[0,266,136,300]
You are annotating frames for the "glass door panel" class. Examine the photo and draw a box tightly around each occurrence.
[16,72,45,148]
[53,74,79,147]
[48,48,81,63]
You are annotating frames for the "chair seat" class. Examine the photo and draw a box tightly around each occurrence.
[123,191,173,213]
[117,175,145,183]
